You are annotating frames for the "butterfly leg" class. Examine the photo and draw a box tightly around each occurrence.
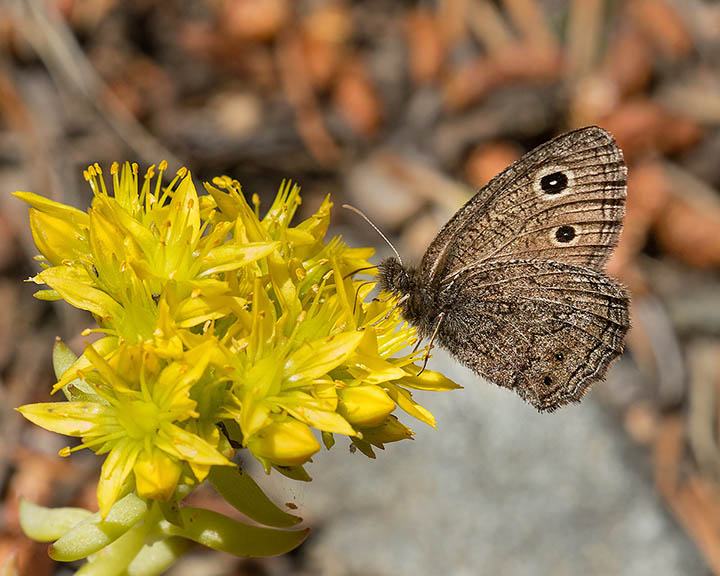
[352,280,375,314]
[372,294,395,303]
[370,294,409,326]
[417,312,445,377]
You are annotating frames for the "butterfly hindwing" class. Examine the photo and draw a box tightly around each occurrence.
[435,259,629,411]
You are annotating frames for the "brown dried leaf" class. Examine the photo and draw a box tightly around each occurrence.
[627,0,693,59]
[608,161,672,276]
[464,141,521,189]
[601,99,703,161]
[276,33,340,164]
[332,58,383,137]
[301,2,351,90]
[656,195,720,269]
[602,25,655,97]
[443,44,560,110]
[405,8,445,85]
[223,0,290,42]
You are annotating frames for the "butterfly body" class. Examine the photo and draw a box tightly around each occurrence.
[376,126,630,412]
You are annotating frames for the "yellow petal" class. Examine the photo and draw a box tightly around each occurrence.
[267,252,301,322]
[28,209,87,266]
[53,336,118,392]
[385,384,436,428]
[154,424,232,467]
[285,228,316,246]
[14,191,89,227]
[348,352,407,384]
[166,173,201,246]
[202,182,242,221]
[98,440,141,518]
[199,242,279,276]
[284,331,364,384]
[280,404,356,436]
[17,402,107,436]
[238,400,273,440]
[134,449,183,501]
[35,267,123,320]
[397,366,463,391]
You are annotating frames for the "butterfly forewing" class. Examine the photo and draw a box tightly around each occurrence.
[420,127,627,284]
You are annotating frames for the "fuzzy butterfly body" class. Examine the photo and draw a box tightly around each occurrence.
[378,126,630,412]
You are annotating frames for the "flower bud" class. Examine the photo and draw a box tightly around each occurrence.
[337,386,395,427]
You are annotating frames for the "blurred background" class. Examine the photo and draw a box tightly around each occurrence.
[1,0,720,574]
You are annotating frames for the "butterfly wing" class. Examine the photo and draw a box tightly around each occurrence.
[436,259,629,411]
[420,126,626,284]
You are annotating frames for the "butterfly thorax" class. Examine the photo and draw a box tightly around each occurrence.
[377,257,439,337]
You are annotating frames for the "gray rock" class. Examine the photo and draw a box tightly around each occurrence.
[259,351,707,576]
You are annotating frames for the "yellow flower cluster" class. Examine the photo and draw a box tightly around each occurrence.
[16,162,459,518]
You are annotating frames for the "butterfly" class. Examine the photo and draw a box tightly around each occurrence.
[376,126,630,411]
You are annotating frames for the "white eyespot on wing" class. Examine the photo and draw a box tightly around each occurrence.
[550,224,581,246]
[533,166,576,199]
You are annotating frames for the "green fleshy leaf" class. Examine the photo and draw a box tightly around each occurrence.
[75,518,149,576]
[19,500,93,542]
[49,493,147,562]
[272,464,312,482]
[208,466,302,528]
[52,339,78,379]
[159,508,308,558]
[278,403,356,435]
[321,431,335,450]
[125,537,191,576]
[52,339,97,401]
[157,498,183,528]
[350,437,377,459]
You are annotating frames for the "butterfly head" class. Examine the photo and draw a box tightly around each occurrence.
[378,258,412,296]
[377,257,440,338]
[377,257,412,297]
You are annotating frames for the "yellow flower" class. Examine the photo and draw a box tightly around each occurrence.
[18,343,231,517]
[16,162,461,511]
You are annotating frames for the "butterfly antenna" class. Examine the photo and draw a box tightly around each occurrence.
[343,264,378,280]
[342,204,403,265]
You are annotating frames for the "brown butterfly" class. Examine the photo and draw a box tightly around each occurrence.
[377,126,630,412]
